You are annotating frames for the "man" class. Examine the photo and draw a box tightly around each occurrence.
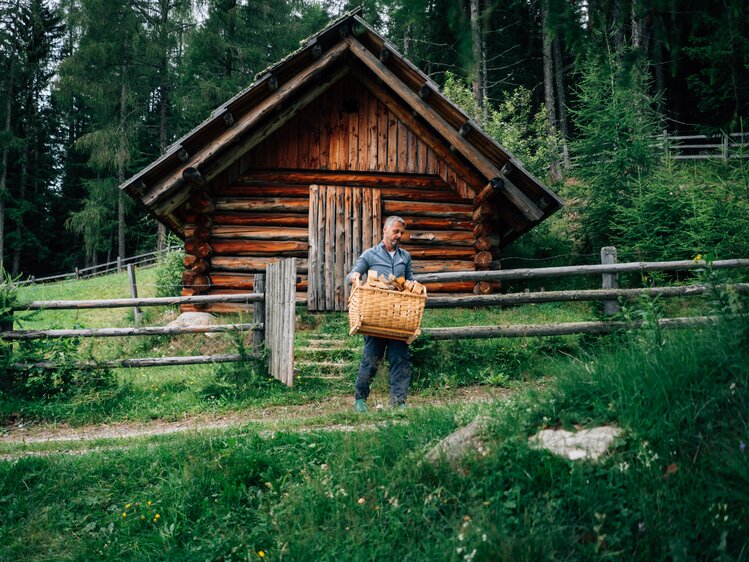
[348,216,414,412]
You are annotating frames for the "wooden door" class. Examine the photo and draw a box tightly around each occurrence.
[308,185,381,311]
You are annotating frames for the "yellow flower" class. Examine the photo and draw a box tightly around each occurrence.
[147,500,152,506]
[121,512,127,518]
[125,503,131,510]
[694,253,703,262]
[258,551,265,558]
[140,515,146,521]
[153,513,161,523]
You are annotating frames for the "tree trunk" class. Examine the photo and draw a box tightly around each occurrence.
[156,0,170,254]
[0,57,14,270]
[540,0,561,181]
[118,71,127,264]
[552,33,569,168]
[470,0,484,116]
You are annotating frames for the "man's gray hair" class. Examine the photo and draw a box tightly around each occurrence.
[383,216,406,229]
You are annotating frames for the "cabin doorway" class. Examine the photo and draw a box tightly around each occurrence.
[307,185,382,311]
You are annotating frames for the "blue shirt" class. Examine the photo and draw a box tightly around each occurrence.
[348,242,414,283]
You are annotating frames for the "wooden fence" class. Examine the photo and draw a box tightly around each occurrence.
[16,246,181,285]
[4,259,299,386]
[4,253,749,384]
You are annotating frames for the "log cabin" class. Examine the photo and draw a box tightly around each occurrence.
[120,9,563,313]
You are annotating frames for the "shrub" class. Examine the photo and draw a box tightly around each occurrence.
[155,247,186,298]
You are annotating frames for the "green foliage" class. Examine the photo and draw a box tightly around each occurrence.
[568,37,664,252]
[442,72,561,182]
[5,337,116,400]
[211,332,273,397]
[155,247,186,298]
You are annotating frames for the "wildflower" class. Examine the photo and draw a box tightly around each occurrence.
[258,551,265,558]
[357,497,366,505]
[694,254,703,262]
[153,514,161,523]
[740,441,746,453]
[140,515,145,521]
[638,521,646,533]
[147,500,152,506]
[121,512,127,519]
[124,503,131,510]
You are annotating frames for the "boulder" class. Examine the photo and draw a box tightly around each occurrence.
[528,425,623,461]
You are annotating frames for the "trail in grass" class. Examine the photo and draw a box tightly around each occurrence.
[0,386,513,458]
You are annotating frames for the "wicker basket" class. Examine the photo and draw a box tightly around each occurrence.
[348,281,428,344]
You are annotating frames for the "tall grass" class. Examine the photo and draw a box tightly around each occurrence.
[1,312,746,560]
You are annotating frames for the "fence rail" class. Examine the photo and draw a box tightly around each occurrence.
[16,246,181,285]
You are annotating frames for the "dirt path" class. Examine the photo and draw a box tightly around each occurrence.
[0,386,510,454]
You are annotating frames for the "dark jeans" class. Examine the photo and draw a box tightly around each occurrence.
[354,336,412,405]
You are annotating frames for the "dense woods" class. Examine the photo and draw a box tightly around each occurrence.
[1,0,748,277]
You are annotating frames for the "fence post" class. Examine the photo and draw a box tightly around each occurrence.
[723,133,729,162]
[253,273,265,354]
[266,259,296,387]
[601,246,620,316]
[117,256,122,272]
[127,264,143,325]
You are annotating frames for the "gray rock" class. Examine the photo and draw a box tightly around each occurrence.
[528,425,623,461]
[425,416,492,466]
[166,312,217,337]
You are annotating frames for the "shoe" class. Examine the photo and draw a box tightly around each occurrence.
[354,399,368,413]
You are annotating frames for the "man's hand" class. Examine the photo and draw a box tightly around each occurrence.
[350,272,361,285]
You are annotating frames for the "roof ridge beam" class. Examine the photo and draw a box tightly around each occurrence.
[345,35,544,222]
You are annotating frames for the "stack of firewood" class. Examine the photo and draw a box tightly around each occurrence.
[362,270,426,294]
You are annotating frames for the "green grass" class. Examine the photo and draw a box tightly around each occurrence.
[1,315,747,560]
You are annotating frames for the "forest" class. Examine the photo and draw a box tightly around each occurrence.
[1,0,748,277]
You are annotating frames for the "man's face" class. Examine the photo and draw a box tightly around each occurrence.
[383,221,405,251]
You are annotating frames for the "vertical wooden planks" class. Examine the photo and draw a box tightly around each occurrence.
[367,89,377,172]
[320,97,330,170]
[307,185,319,311]
[377,100,388,172]
[352,187,362,273]
[387,109,397,173]
[372,188,382,248]
[266,258,296,386]
[348,96,359,169]
[343,186,353,303]
[361,188,372,255]
[418,136,427,174]
[397,121,408,173]
[324,185,335,308]
[334,186,346,310]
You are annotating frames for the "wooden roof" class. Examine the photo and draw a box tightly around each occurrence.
[120,8,563,245]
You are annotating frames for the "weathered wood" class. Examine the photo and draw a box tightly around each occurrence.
[183,167,207,188]
[17,293,263,311]
[414,258,749,283]
[401,216,472,231]
[420,281,476,292]
[184,238,213,258]
[601,246,620,316]
[474,235,500,251]
[412,260,475,273]
[13,354,250,370]
[266,258,296,386]
[189,212,307,227]
[308,184,320,311]
[143,42,350,208]
[383,200,472,219]
[424,316,719,340]
[325,186,335,308]
[346,37,543,221]
[211,256,308,273]
[127,264,143,325]
[215,197,310,213]
[405,246,475,259]
[186,225,308,241]
[183,256,210,274]
[473,178,503,206]
[335,186,346,309]
[209,273,307,291]
[425,283,749,308]
[353,69,483,195]
[402,230,475,246]
[474,251,492,270]
[472,221,493,238]
[210,240,309,256]
[188,191,215,214]
[253,274,265,353]
[2,323,260,341]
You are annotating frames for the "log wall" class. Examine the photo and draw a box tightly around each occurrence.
[179,76,501,312]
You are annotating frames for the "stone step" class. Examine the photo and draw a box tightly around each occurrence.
[296,346,349,353]
[296,360,354,369]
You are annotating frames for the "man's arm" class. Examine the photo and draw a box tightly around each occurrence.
[347,250,371,285]
[404,251,414,281]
